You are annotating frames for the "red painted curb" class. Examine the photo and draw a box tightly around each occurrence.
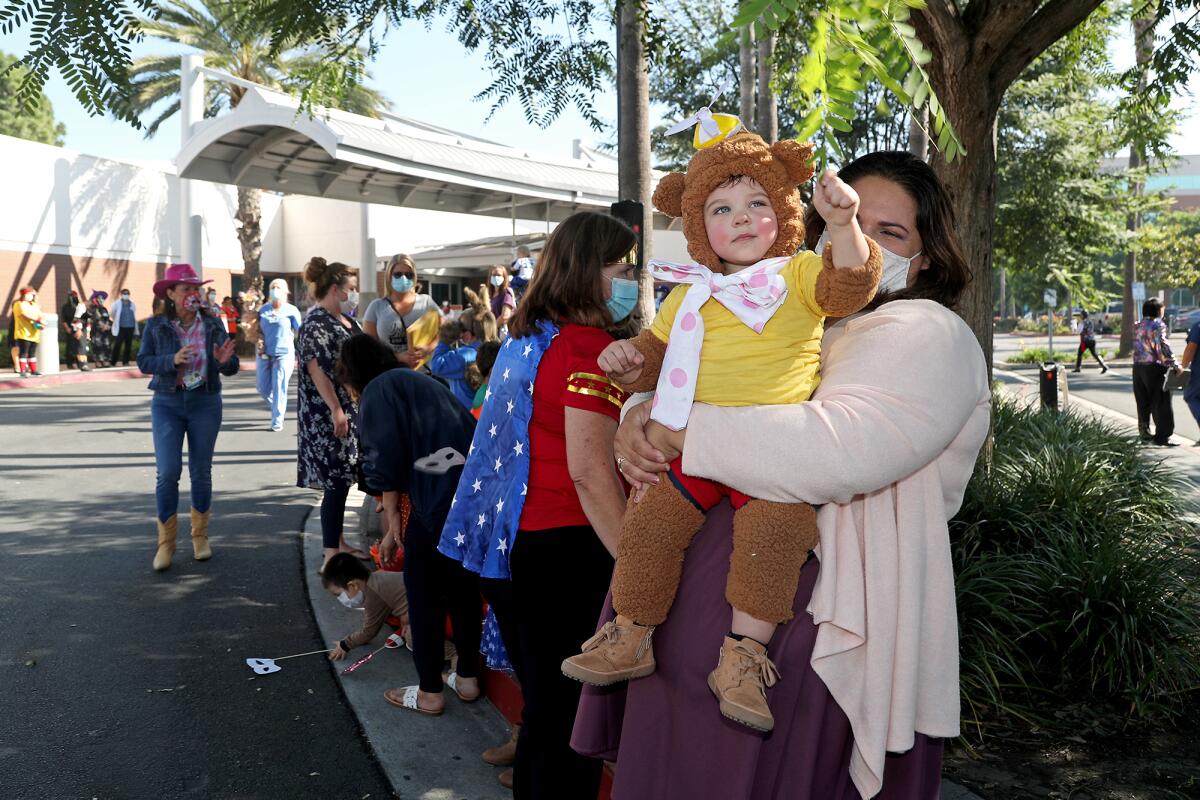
[0,360,257,392]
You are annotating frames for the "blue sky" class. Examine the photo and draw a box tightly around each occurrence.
[0,18,1196,165]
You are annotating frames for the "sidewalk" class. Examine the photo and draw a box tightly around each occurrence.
[0,359,258,392]
[299,491,984,799]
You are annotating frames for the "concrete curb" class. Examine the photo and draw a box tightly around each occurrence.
[299,489,512,800]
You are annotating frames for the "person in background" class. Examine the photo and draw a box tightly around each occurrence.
[89,291,114,367]
[110,288,139,367]
[470,341,502,420]
[1180,315,1200,446]
[204,288,220,313]
[510,244,536,299]
[137,263,238,572]
[1132,297,1179,447]
[296,257,367,570]
[363,253,441,370]
[61,290,81,368]
[431,288,499,410]
[12,287,45,377]
[429,318,476,409]
[485,264,516,335]
[439,211,636,799]
[257,278,304,431]
[335,333,482,718]
[220,296,239,337]
[1072,310,1107,374]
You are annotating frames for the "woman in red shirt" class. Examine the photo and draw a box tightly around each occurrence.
[438,211,637,798]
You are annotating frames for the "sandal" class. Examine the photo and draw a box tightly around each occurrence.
[384,686,444,716]
[444,671,481,703]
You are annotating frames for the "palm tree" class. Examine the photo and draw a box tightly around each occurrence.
[126,0,391,290]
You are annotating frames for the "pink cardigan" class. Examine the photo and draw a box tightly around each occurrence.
[682,299,991,799]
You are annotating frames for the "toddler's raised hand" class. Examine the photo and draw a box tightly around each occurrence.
[598,339,645,384]
[811,169,860,229]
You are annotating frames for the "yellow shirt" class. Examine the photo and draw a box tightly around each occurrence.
[12,300,43,343]
[650,251,824,407]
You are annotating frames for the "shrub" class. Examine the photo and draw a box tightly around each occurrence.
[1015,315,1072,335]
[1006,346,1115,364]
[951,395,1200,739]
[994,318,1019,333]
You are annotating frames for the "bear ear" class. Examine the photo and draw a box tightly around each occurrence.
[772,140,816,185]
[652,172,687,218]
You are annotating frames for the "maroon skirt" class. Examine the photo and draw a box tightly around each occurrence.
[571,501,945,799]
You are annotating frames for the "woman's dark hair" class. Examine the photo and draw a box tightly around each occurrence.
[304,256,356,300]
[320,552,371,589]
[509,211,637,338]
[802,151,971,309]
[1143,298,1163,318]
[335,333,401,395]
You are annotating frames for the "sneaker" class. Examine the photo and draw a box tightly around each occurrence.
[1101,366,1109,374]
[18,371,29,378]
[561,615,656,686]
[707,635,780,732]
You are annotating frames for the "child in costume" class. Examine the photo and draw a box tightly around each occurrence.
[561,118,883,732]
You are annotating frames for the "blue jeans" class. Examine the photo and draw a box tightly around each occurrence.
[151,390,223,523]
[256,353,295,429]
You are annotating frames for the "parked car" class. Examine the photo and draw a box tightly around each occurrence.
[1100,301,1123,333]
[1173,307,1200,334]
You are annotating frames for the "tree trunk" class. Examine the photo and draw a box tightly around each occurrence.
[908,106,928,161]
[930,88,1002,379]
[617,0,655,327]
[1120,7,1156,357]
[739,27,756,126]
[755,33,778,143]
[236,185,263,291]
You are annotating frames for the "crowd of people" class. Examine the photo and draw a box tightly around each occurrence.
[15,124,1196,799]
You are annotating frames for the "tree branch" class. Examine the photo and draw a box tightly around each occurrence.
[913,0,967,61]
[991,0,1107,92]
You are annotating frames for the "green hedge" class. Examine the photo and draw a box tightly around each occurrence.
[1005,346,1115,364]
[951,395,1200,739]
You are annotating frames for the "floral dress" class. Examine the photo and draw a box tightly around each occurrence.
[296,307,361,490]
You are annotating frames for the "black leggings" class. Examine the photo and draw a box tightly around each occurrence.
[319,482,351,549]
[509,525,613,800]
[17,340,36,358]
[481,576,525,685]
[404,516,481,693]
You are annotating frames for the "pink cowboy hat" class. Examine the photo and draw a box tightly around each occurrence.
[153,263,212,298]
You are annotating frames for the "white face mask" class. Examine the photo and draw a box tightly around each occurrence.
[816,230,922,295]
[489,275,504,287]
[337,590,364,609]
[341,289,359,312]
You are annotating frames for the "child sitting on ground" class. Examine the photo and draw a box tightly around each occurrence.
[562,124,882,732]
[322,553,410,658]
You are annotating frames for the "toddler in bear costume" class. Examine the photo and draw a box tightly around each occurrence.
[562,121,882,732]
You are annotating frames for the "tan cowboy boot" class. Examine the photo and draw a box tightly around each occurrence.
[707,635,780,732]
[561,614,655,686]
[190,508,212,561]
[482,723,520,766]
[153,515,178,572]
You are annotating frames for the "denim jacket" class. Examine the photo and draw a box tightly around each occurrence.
[137,314,240,393]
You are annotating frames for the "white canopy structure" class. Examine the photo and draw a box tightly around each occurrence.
[176,67,664,225]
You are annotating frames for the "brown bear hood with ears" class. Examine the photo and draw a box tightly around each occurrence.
[652,132,816,271]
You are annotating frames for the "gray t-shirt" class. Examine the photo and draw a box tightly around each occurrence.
[363,294,437,354]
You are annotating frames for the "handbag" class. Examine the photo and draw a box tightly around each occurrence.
[1164,368,1190,392]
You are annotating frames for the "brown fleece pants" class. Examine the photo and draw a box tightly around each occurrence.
[611,468,817,626]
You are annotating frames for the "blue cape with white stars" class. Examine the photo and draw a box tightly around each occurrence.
[438,322,559,579]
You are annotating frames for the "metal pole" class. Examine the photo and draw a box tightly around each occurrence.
[1048,301,1054,357]
[181,54,205,274]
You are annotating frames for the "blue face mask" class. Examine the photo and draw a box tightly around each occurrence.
[606,276,639,323]
[391,275,414,293]
[489,275,504,288]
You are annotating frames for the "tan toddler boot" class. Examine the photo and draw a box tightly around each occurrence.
[482,723,520,766]
[561,614,655,686]
[153,515,178,572]
[190,508,212,561]
[707,635,780,732]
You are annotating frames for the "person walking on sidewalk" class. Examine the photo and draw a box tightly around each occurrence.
[1072,310,1107,374]
[1180,317,1200,446]
[1132,297,1180,447]
[257,278,303,431]
[296,257,366,571]
[12,287,45,377]
[138,264,239,572]
[110,288,140,366]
